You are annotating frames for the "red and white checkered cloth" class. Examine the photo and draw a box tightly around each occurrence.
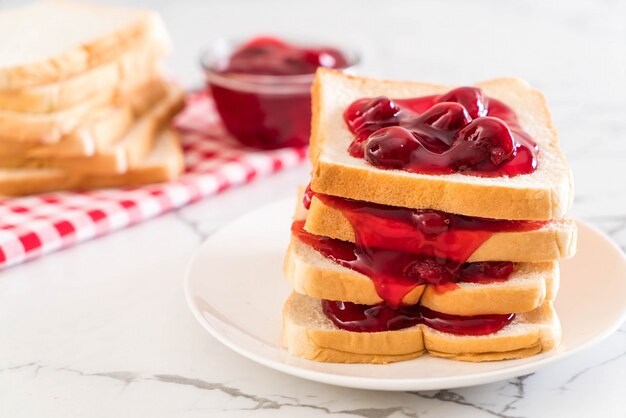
[0,91,307,269]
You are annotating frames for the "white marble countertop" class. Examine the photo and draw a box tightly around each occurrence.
[1,0,625,417]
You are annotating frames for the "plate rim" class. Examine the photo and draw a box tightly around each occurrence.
[184,197,626,391]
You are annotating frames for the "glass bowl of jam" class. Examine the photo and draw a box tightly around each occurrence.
[201,36,359,149]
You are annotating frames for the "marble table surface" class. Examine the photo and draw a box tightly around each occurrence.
[1,0,625,417]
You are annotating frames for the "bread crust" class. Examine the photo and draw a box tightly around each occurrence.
[0,3,167,90]
[285,235,558,314]
[0,39,167,113]
[309,69,574,221]
[0,81,182,175]
[0,64,166,145]
[304,195,577,262]
[282,293,561,363]
[282,292,425,363]
[0,126,184,196]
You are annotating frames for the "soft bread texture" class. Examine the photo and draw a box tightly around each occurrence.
[0,87,117,143]
[305,195,577,262]
[0,83,184,175]
[282,292,561,363]
[309,69,574,221]
[285,235,559,315]
[0,0,168,90]
[283,292,425,363]
[0,64,168,144]
[0,79,167,159]
[0,35,168,113]
[284,236,426,306]
[0,127,184,196]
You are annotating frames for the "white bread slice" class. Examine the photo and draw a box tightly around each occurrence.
[0,63,168,144]
[304,195,577,262]
[0,0,168,90]
[285,235,559,315]
[282,292,561,363]
[0,29,168,113]
[0,85,117,143]
[310,69,573,221]
[283,292,425,363]
[285,235,427,306]
[0,78,167,159]
[0,127,184,196]
[81,127,184,189]
[0,127,95,158]
[0,82,182,175]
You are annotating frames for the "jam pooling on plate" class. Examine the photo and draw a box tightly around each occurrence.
[210,36,349,149]
[224,36,349,76]
[322,299,515,334]
[298,188,546,307]
[344,87,538,176]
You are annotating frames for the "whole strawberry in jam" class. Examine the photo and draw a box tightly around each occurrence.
[344,97,400,135]
[344,86,537,177]
[404,257,454,285]
[409,102,472,151]
[437,87,488,119]
[364,126,420,168]
[411,210,453,235]
[450,117,516,170]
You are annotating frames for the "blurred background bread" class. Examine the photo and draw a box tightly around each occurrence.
[0,0,185,196]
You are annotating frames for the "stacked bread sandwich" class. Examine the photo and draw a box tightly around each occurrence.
[0,0,185,196]
[282,69,577,363]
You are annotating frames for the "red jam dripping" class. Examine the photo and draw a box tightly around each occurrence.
[210,36,349,149]
[344,87,538,176]
[292,220,515,307]
[322,300,515,334]
[315,193,546,261]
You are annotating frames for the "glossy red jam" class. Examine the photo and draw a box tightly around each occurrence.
[344,87,538,176]
[298,190,545,306]
[322,300,515,334]
[293,220,515,307]
[315,193,546,261]
[207,36,350,149]
[224,36,349,76]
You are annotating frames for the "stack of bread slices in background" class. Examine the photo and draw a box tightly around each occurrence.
[0,0,185,196]
[282,69,577,363]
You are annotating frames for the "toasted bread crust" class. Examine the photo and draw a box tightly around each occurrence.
[283,293,561,363]
[304,195,577,262]
[309,69,574,220]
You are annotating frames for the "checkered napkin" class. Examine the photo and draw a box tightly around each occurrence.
[0,91,307,269]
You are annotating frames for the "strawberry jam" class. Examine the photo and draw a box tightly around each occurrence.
[292,220,515,307]
[224,36,349,76]
[315,193,546,261]
[205,36,351,149]
[297,190,545,307]
[344,87,538,176]
[322,300,515,334]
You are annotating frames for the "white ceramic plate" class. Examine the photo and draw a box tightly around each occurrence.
[184,197,626,391]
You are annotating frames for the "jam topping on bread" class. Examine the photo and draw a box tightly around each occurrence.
[344,87,538,176]
[298,188,546,307]
[322,299,515,334]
